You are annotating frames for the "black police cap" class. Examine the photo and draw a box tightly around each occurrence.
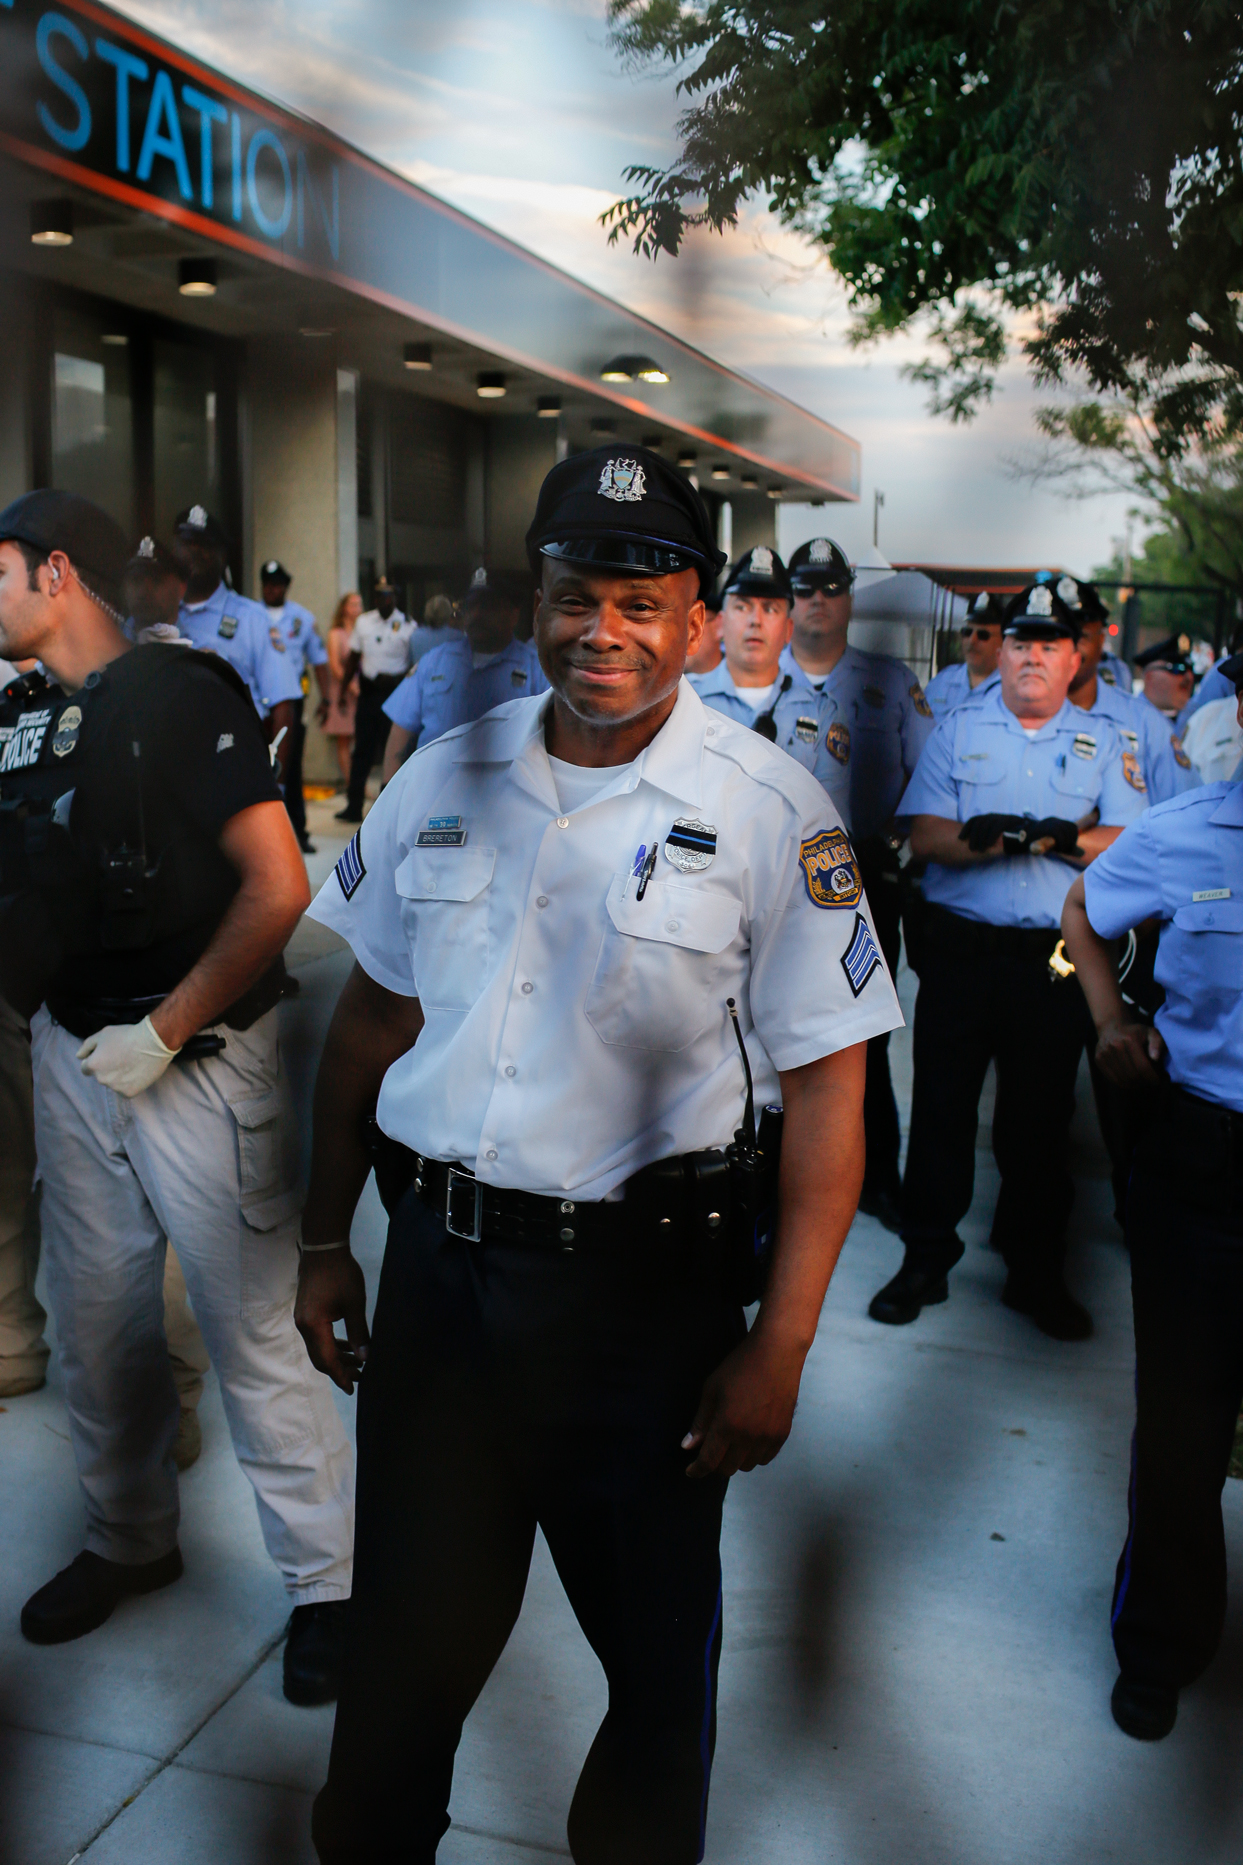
[174,504,230,551]
[1051,575,1109,623]
[0,489,129,591]
[1004,583,1081,641]
[720,545,792,603]
[260,559,291,584]
[123,535,187,581]
[525,445,726,594]
[1217,650,1243,688]
[1134,633,1194,674]
[963,591,1006,626]
[462,565,528,606]
[787,536,853,593]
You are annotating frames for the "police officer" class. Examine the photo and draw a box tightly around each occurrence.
[295,444,903,1864]
[336,576,414,824]
[174,506,301,770]
[870,582,1147,1338]
[1133,633,1198,737]
[783,536,934,1227]
[691,545,852,823]
[923,592,1003,721]
[1062,577,1199,804]
[0,492,353,1701]
[260,560,331,855]
[379,567,546,779]
[408,592,464,666]
[122,536,190,643]
[1182,625,1243,724]
[1061,649,1243,1741]
[684,588,723,674]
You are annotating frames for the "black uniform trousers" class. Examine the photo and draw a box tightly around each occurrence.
[857,838,903,1198]
[283,697,308,843]
[899,908,1086,1287]
[1112,1086,1243,1689]
[312,1191,744,1865]
[345,674,401,818]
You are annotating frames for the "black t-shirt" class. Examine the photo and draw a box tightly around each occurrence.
[1,646,280,1003]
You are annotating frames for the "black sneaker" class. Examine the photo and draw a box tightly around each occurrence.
[299,837,318,855]
[1111,1674,1178,1741]
[284,1600,349,1706]
[22,1548,183,1645]
[334,809,362,824]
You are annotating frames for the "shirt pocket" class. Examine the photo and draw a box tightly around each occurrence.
[584,874,741,1052]
[1170,899,1243,986]
[395,846,496,1011]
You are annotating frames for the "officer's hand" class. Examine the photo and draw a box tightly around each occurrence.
[295,1249,370,1395]
[960,814,1012,855]
[682,1329,803,1481]
[315,699,329,726]
[1028,817,1083,857]
[1094,1017,1168,1090]
[77,1017,179,1097]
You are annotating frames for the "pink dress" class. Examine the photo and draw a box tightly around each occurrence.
[324,629,359,737]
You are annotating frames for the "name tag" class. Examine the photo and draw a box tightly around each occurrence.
[417,829,466,847]
[1192,888,1231,902]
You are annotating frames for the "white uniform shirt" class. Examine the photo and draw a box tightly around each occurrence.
[1182,697,1243,784]
[309,680,903,1201]
[349,609,414,679]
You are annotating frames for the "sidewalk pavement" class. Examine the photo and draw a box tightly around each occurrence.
[3,798,1242,1863]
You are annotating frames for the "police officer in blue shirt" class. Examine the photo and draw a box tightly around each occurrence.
[1180,625,1243,725]
[689,547,853,822]
[174,507,301,777]
[1133,633,1198,738]
[783,537,934,1226]
[1061,650,1243,1742]
[1063,579,1198,804]
[380,568,547,777]
[871,582,1147,1338]
[260,561,330,855]
[923,593,1003,721]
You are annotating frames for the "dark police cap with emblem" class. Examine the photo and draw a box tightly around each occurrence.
[1134,633,1195,674]
[463,565,528,605]
[174,504,230,551]
[525,444,726,594]
[261,559,291,584]
[123,535,186,581]
[964,590,1006,626]
[787,536,854,595]
[0,489,129,592]
[1054,575,1109,623]
[1004,582,1081,641]
[1217,649,1243,688]
[721,544,792,603]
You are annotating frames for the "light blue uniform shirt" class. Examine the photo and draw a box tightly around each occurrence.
[1096,653,1130,691]
[1133,687,1196,744]
[178,583,302,718]
[1084,781,1243,1114]
[899,687,1147,928]
[266,600,327,684]
[1074,677,1198,805]
[383,635,549,750]
[408,623,465,666]
[1183,664,1234,724]
[780,643,935,841]
[689,659,853,825]
[923,662,1000,721]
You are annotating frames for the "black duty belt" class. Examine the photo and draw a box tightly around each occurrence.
[46,960,286,1056]
[1166,1083,1243,1159]
[410,1153,706,1252]
[922,903,1061,963]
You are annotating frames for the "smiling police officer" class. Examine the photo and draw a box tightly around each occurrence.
[296,444,903,1865]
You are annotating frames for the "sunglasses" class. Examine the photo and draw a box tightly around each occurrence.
[791,579,850,598]
[960,624,999,641]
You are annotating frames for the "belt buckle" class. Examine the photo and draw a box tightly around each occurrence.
[445,1167,483,1242]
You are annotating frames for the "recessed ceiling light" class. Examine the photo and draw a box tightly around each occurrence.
[537,396,561,418]
[178,257,217,297]
[711,464,730,481]
[100,333,129,346]
[740,474,758,488]
[677,451,697,469]
[477,372,507,398]
[31,199,73,246]
[766,484,784,500]
[300,327,334,338]
[404,342,433,370]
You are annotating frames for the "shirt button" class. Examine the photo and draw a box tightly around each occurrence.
[505,1065,516,1077]
[536,895,549,908]
[556,816,570,829]
[485,1148,498,1161]
[705,726,716,737]
[521,981,534,994]
[426,879,436,891]
[665,919,680,932]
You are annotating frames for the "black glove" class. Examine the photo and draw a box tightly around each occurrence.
[960,814,1027,853]
[1027,817,1083,856]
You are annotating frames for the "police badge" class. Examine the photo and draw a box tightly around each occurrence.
[269,626,286,652]
[597,458,646,504]
[749,546,774,577]
[794,715,818,744]
[664,819,716,872]
[51,704,82,759]
[826,722,851,765]
[799,830,863,909]
[218,616,238,639]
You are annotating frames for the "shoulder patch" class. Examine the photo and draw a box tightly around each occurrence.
[1121,750,1148,792]
[1171,734,1192,770]
[799,829,863,909]
[910,682,933,719]
[335,829,366,900]
[826,721,851,765]
[841,912,882,997]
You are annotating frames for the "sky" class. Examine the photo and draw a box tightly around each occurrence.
[113,0,1138,575]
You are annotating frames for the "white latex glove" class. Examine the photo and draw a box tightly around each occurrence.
[77,1016,180,1097]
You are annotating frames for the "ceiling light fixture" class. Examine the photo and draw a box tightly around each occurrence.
[711,464,730,481]
[537,396,561,418]
[178,257,217,297]
[100,333,129,347]
[766,484,785,501]
[677,450,697,469]
[740,474,758,488]
[300,327,334,338]
[30,199,73,246]
[476,371,507,398]
[600,354,670,384]
[404,342,433,370]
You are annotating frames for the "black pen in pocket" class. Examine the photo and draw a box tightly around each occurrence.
[636,842,658,900]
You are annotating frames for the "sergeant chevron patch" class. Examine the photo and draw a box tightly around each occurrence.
[841,912,881,998]
[335,829,366,900]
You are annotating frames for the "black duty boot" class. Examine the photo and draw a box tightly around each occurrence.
[21,1548,183,1645]
[857,1184,902,1233]
[869,1241,964,1326]
[1111,1674,1178,1741]
[1001,1272,1093,1341]
[284,1600,349,1706]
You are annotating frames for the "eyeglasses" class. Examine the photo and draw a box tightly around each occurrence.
[791,579,850,598]
[960,624,999,641]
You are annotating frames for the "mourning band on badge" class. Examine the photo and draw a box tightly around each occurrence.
[335,830,365,900]
[1072,733,1097,760]
[218,615,238,639]
[794,715,818,744]
[841,912,882,997]
[664,818,716,872]
[799,830,863,909]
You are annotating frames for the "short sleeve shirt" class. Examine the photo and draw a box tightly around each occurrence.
[177,584,302,717]
[690,659,853,827]
[1077,678,1198,806]
[309,680,903,1200]
[1084,782,1243,1113]
[899,687,1147,927]
[383,636,549,750]
[348,610,415,678]
[267,600,327,680]
[1182,698,1243,785]
[923,662,1000,722]
[781,643,934,840]
[1183,664,1234,724]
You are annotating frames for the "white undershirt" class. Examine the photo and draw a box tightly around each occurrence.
[547,754,635,814]
[736,681,778,711]
[1021,725,1043,738]
[471,649,502,670]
